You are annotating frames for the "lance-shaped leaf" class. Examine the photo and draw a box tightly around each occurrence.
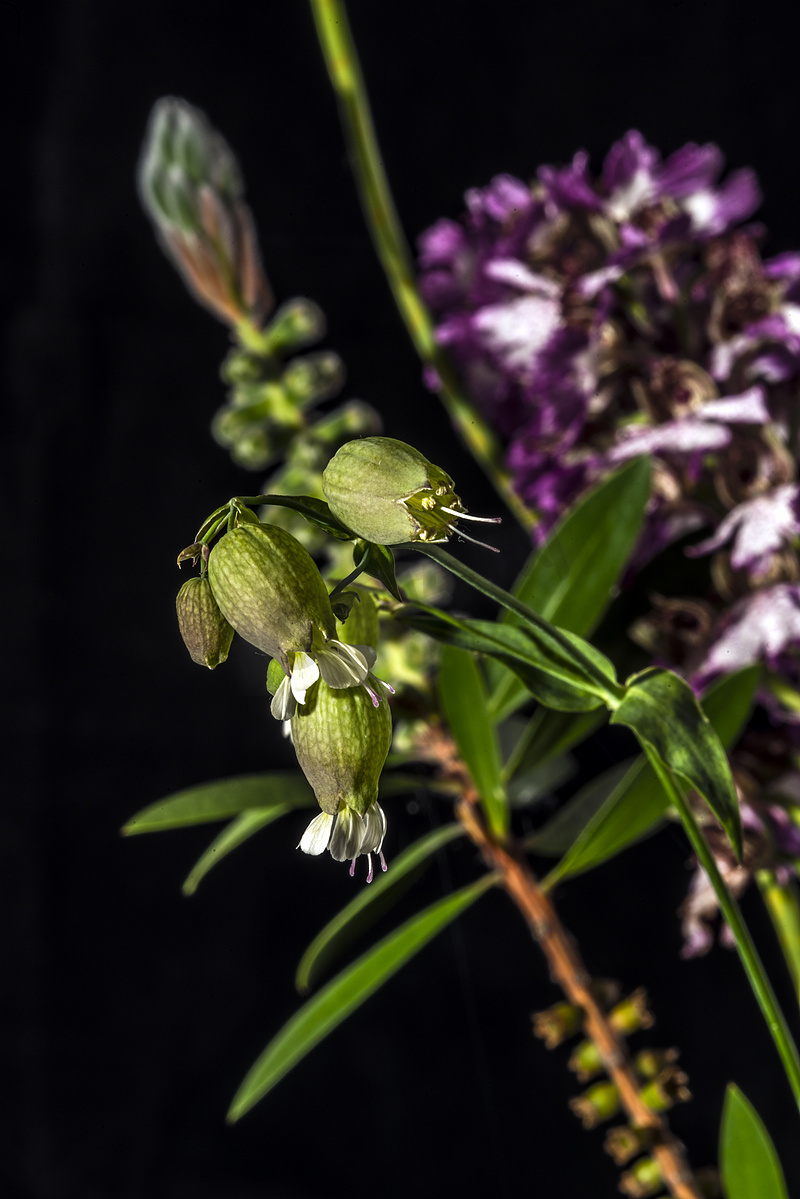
[399,606,619,712]
[182,809,283,895]
[610,667,742,857]
[228,874,495,1120]
[241,493,354,540]
[542,666,759,886]
[488,458,651,717]
[296,824,464,992]
[720,1084,789,1199]
[122,772,315,834]
[439,646,507,836]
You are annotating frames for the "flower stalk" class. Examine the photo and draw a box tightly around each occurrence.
[308,0,534,532]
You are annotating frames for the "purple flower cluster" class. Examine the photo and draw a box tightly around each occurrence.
[419,131,800,955]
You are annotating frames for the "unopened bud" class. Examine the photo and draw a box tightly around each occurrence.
[176,577,234,668]
[569,1081,620,1129]
[532,1002,582,1049]
[640,1065,691,1112]
[323,436,477,546]
[633,1048,679,1080]
[258,297,327,357]
[292,680,392,818]
[609,989,654,1036]
[604,1124,650,1166]
[619,1156,663,1198]
[568,1039,604,1082]
[138,97,271,326]
[282,351,345,406]
[207,523,335,669]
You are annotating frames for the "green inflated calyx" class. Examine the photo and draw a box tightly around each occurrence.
[322,436,466,545]
[207,523,335,669]
[176,577,234,668]
[292,681,392,817]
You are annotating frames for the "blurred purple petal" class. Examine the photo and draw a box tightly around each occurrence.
[698,386,770,424]
[695,584,800,683]
[602,130,659,221]
[656,142,723,198]
[686,484,800,571]
[608,419,732,463]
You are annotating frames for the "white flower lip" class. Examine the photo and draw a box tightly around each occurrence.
[298,811,334,855]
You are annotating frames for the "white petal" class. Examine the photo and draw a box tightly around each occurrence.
[291,651,320,703]
[328,807,366,861]
[298,812,334,856]
[317,641,370,688]
[362,802,387,854]
[270,674,297,721]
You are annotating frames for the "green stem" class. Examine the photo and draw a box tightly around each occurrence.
[757,870,800,1005]
[415,543,625,706]
[644,746,800,1113]
[308,0,535,533]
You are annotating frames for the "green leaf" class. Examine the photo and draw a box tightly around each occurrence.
[611,667,742,857]
[122,772,315,834]
[720,1084,789,1199]
[526,760,639,858]
[399,606,617,712]
[354,539,402,600]
[296,824,464,992]
[487,458,651,716]
[439,646,507,835]
[541,666,759,887]
[182,809,283,896]
[228,874,495,1120]
[249,493,354,540]
[502,707,606,782]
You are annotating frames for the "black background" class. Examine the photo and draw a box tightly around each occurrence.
[5,2,800,1196]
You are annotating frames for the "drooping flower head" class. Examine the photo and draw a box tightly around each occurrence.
[207,521,390,719]
[294,679,393,882]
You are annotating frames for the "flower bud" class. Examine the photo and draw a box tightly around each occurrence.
[291,681,392,817]
[207,524,335,668]
[138,97,271,326]
[322,436,466,545]
[176,577,234,668]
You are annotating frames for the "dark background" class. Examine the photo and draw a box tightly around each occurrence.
[5,2,800,1196]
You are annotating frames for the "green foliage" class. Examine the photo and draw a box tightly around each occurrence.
[353,538,402,599]
[439,646,507,835]
[538,667,758,886]
[296,824,464,992]
[400,606,618,711]
[611,667,743,857]
[122,772,315,834]
[720,1084,789,1199]
[228,875,495,1119]
[488,458,651,720]
[182,809,283,895]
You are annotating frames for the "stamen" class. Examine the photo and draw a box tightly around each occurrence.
[365,853,374,884]
[363,681,382,708]
[349,858,357,878]
[379,852,388,872]
[446,522,500,552]
[440,506,502,524]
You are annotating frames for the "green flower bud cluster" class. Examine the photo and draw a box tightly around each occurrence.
[138,97,271,327]
[323,436,500,548]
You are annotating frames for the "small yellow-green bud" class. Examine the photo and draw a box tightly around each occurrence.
[604,1125,650,1166]
[609,988,654,1036]
[567,1038,604,1082]
[322,436,466,545]
[176,577,234,668]
[291,681,391,818]
[619,1156,663,1198]
[531,1002,582,1049]
[569,1081,620,1129]
[207,524,335,669]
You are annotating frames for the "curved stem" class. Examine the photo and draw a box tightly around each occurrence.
[757,871,800,1006]
[643,745,800,1113]
[308,0,535,533]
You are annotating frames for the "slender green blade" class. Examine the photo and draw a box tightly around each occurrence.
[720,1084,789,1199]
[542,667,758,886]
[611,667,743,857]
[182,808,285,896]
[122,772,315,834]
[228,874,495,1120]
[503,707,606,782]
[488,458,651,715]
[439,646,506,835]
[526,760,638,858]
[296,824,464,992]
[400,607,616,711]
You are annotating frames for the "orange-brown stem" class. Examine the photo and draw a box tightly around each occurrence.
[455,795,703,1199]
